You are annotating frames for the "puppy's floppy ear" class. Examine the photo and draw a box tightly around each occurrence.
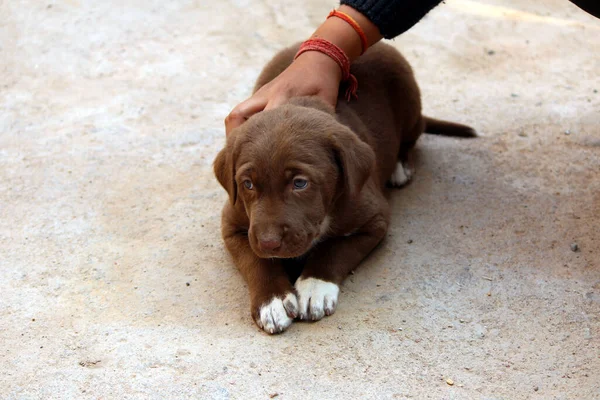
[213,135,238,205]
[329,127,375,198]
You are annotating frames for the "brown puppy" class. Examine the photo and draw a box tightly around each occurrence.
[214,43,475,334]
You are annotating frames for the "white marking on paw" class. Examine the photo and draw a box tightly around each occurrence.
[257,293,298,334]
[295,277,339,321]
[389,162,412,187]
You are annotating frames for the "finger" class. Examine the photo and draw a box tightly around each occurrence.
[224,96,268,135]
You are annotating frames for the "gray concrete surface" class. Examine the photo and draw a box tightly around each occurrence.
[1,0,599,398]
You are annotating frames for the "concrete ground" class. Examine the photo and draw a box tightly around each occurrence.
[1,0,599,398]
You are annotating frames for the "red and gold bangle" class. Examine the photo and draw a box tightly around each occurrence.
[294,38,358,101]
[327,9,369,55]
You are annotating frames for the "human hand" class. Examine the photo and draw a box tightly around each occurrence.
[224,51,342,135]
[224,5,382,135]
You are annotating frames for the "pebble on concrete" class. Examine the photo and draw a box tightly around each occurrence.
[570,243,579,252]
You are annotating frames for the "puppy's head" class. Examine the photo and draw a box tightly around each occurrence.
[214,99,374,258]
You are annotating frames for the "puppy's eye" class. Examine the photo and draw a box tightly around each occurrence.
[293,178,308,190]
[243,180,253,190]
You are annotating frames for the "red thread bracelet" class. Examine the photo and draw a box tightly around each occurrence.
[327,9,369,55]
[294,38,358,101]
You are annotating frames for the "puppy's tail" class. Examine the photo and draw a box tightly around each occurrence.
[423,116,477,138]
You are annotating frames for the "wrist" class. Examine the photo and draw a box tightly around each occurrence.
[294,38,358,101]
[294,49,343,82]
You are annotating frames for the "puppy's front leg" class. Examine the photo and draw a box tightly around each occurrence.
[296,214,389,321]
[223,231,298,334]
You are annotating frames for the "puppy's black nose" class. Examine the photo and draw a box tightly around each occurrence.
[259,238,281,252]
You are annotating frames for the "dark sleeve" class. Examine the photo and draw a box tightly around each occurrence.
[340,0,444,39]
[569,0,600,18]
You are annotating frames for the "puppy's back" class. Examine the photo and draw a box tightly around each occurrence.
[341,44,423,183]
[253,47,296,94]
[254,43,419,113]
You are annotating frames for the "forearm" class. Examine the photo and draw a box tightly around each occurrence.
[309,5,383,63]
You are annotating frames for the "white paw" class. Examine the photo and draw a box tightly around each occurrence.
[295,277,339,321]
[257,293,298,334]
[389,162,412,187]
